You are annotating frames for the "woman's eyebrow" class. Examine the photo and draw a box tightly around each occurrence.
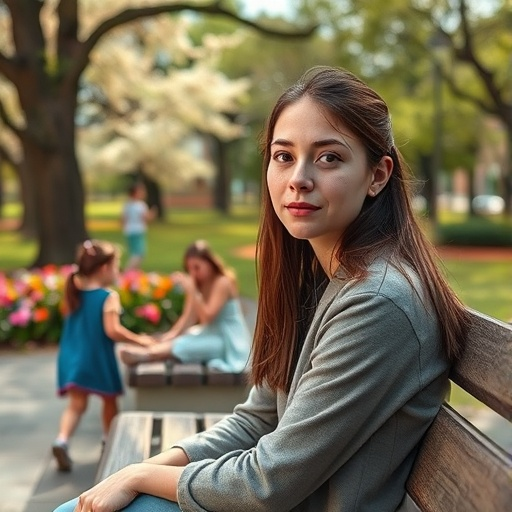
[270,138,293,146]
[313,138,352,151]
[271,138,352,150]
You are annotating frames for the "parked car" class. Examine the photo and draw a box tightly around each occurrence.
[472,195,505,215]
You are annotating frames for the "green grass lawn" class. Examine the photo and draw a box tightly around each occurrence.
[1,201,261,298]
[2,201,511,318]
[442,260,512,321]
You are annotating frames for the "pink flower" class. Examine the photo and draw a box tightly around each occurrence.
[8,307,32,327]
[134,303,161,324]
[30,290,45,302]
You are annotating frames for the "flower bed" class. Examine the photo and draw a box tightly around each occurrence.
[0,266,185,347]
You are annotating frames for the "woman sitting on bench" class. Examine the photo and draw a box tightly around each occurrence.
[54,66,469,512]
[119,240,251,374]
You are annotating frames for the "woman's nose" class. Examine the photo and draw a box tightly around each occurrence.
[289,161,313,191]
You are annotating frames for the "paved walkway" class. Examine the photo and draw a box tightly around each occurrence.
[0,347,511,512]
[0,348,135,512]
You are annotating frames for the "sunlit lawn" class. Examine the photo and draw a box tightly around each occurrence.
[1,201,260,298]
[2,201,511,318]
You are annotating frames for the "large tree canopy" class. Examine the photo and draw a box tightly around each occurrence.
[0,0,314,266]
[78,14,250,190]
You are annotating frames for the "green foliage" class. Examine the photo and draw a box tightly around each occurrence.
[437,216,512,247]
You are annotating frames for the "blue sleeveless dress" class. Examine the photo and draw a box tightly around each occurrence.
[57,289,123,397]
[172,298,251,373]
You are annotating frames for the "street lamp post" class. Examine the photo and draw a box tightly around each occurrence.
[428,30,451,228]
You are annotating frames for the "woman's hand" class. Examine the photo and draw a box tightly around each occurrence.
[138,334,157,347]
[74,464,140,511]
[171,271,195,292]
[158,332,176,343]
[76,462,184,510]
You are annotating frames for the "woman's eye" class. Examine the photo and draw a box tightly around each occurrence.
[273,152,292,163]
[318,153,341,164]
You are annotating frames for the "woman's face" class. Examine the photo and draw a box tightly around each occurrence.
[186,256,215,284]
[267,96,381,262]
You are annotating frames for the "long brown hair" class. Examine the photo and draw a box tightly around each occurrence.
[252,66,469,392]
[64,240,118,314]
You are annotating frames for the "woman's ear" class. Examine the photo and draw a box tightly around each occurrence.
[368,155,393,197]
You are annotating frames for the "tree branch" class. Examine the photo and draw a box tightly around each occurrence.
[454,0,510,121]
[3,0,46,58]
[57,0,79,62]
[0,96,22,137]
[414,1,511,128]
[67,1,317,85]
[441,70,497,116]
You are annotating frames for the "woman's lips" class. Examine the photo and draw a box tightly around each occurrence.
[285,202,321,216]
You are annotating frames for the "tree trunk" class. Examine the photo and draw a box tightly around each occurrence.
[21,95,88,267]
[140,171,164,220]
[419,153,436,219]
[503,127,512,216]
[17,159,38,238]
[211,135,231,214]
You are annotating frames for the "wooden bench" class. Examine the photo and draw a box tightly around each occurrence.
[403,309,512,511]
[126,362,250,412]
[124,297,256,412]
[100,309,512,510]
[95,412,226,483]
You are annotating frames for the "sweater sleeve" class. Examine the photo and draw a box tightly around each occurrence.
[176,289,446,512]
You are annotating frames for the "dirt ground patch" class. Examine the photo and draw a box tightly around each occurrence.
[436,245,512,261]
[233,244,512,262]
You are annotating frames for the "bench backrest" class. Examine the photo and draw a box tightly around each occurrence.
[405,309,512,511]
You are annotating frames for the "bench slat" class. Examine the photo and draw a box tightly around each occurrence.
[171,363,204,386]
[128,362,169,387]
[95,412,154,482]
[206,368,237,385]
[160,413,198,451]
[203,413,228,431]
[406,404,512,512]
[451,310,512,419]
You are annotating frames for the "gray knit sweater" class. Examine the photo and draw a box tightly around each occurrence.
[175,259,450,511]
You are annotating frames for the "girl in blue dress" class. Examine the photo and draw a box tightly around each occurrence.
[52,240,156,472]
[119,240,251,374]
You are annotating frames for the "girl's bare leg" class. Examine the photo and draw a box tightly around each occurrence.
[101,395,119,438]
[57,389,89,441]
[53,389,88,471]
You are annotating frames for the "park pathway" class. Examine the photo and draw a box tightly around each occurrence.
[0,348,136,512]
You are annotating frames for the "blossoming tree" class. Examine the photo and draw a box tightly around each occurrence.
[78,13,250,194]
[0,0,313,266]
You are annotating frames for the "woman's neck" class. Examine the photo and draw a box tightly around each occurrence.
[310,242,340,278]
